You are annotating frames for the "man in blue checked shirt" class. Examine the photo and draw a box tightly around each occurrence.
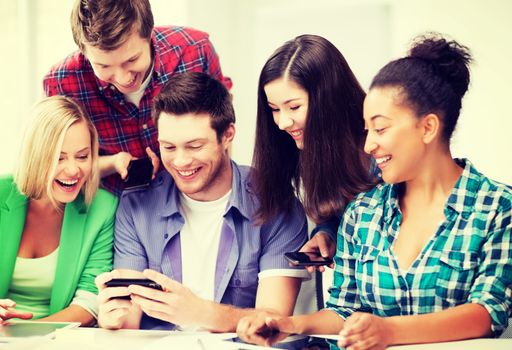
[94,72,310,332]
[237,34,512,349]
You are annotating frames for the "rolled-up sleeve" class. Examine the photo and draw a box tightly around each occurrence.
[259,199,308,275]
[468,206,512,335]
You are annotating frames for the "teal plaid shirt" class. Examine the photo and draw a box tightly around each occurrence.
[326,159,512,335]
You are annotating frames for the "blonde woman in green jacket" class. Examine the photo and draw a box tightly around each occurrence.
[0,96,118,326]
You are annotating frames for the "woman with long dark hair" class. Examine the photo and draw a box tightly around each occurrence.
[252,34,375,263]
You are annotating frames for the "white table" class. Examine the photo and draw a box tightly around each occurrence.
[2,328,511,350]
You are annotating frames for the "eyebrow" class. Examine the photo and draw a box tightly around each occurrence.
[159,138,207,145]
[268,98,304,105]
[93,53,141,66]
[369,115,391,122]
[60,147,90,155]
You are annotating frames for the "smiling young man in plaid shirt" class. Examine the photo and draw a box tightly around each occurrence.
[44,0,231,195]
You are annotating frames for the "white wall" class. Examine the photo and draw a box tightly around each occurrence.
[1,0,510,184]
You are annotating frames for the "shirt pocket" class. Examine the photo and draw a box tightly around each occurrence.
[228,266,259,288]
[435,250,479,306]
[356,245,382,299]
[226,266,259,308]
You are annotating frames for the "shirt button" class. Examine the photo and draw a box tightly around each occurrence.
[120,100,125,105]
[110,85,115,90]
[142,123,148,130]
[164,233,169,239]
[234,279,241,287]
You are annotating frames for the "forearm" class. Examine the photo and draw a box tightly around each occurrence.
[385,303,492,345]
[200,301,283,333]
[40,305,95,327]
[290,309,344,335]
[99,155,118,178]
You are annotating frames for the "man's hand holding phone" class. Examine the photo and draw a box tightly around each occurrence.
[128,269,208,329]
[101,147,160,183]
[96,270,162,329]
[122,147,161,190]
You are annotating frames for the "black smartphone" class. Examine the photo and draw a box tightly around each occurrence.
[124,157,153,190]
[104,278,163,299]
[284,252,333,266]
[104,278,163,290]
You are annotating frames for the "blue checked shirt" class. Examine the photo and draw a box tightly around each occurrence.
[327,159,512,335]
[114,161,308,329]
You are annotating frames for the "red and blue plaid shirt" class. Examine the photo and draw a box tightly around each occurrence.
[44,26,232,195]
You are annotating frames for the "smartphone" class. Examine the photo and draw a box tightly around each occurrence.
[284,252,333,266]
[104,278,163,299]
[124,157,153,190]
[104,278,163,290]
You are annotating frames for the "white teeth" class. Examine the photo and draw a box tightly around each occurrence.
[375,156,392,164]
[178,168,199,177]
[57,179,78,185]
[290,130,303,136]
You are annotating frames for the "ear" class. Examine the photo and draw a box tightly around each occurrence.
[221,123,236,149]
[420,113,441,144]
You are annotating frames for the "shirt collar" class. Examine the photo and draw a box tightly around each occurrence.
[445,158,483,215]
[375,158,481,223]
[151,29,165,82]
[156,161,253,221]
[224,161,252,221]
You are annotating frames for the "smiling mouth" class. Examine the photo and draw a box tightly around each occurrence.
[176,167,200,178]
[55,178,80,192]
[375,155,392,168]
[119,75,137,89]
[288,129,303,139]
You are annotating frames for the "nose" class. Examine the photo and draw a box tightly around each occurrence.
[64,159,80,176]
[172,149,192,168]
[276,111,293,131]
[364,132,377,155]
[113,68,132,85]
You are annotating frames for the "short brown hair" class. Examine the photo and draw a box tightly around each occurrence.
[152,72,235,142]
[14,96,100,208]
[71,0,154,51]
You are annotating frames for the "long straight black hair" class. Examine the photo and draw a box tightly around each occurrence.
[252,34,374,224]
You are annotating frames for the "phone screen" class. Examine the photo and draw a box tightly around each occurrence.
[124,158,153,190]
[284,252,333,266]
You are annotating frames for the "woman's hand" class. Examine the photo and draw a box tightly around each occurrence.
[338,312,393,350]
[237,311,296,347]
[0,299,33,323]
[298,231,336,272]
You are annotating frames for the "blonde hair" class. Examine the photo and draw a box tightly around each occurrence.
[14,96,100,207]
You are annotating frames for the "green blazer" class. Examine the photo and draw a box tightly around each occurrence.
[0,176,118,315]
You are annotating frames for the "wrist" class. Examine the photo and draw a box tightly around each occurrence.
[199,298,220,331]
[383,316,399,345]
[99,154,117,177]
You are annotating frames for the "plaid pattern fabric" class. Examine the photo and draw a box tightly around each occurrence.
[327,159,512,335]
[44,26,231,195]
